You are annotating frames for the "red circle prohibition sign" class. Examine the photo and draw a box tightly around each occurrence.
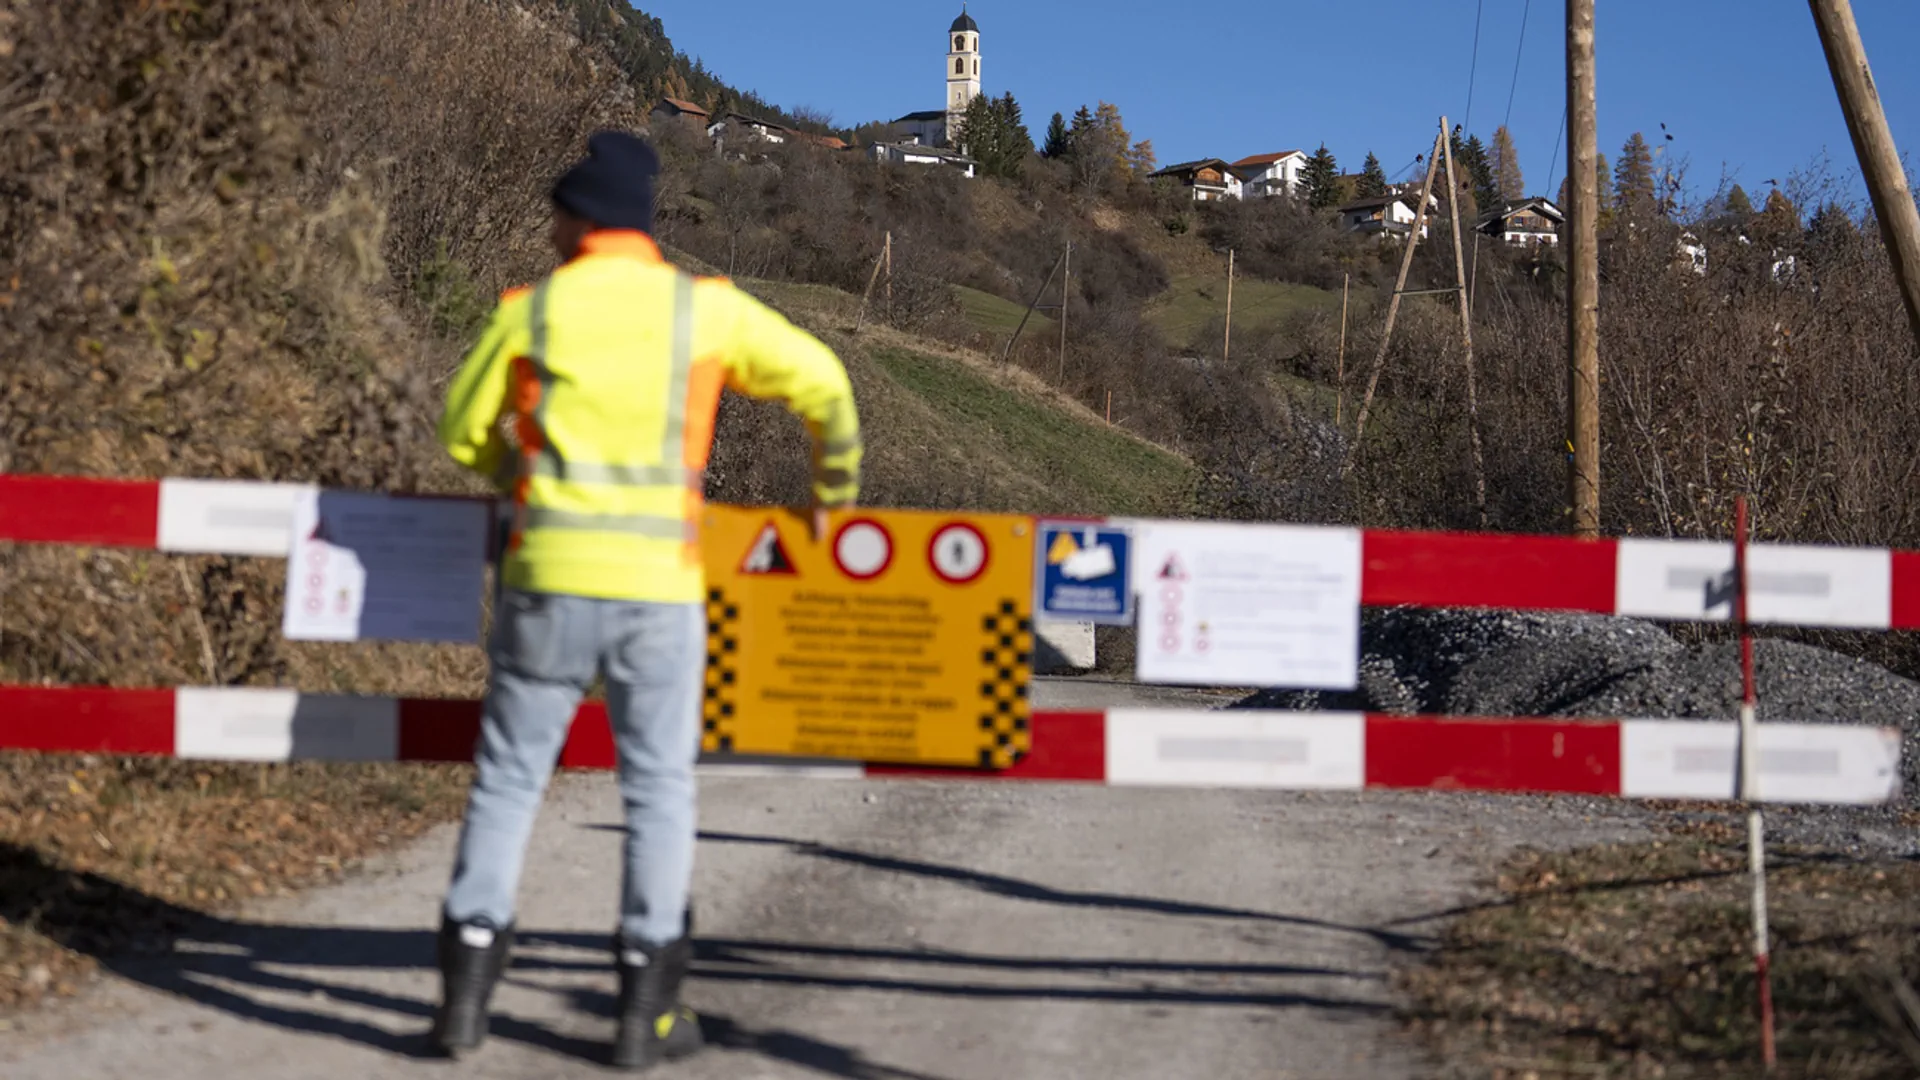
[832,517,894,581]
[928,521,989,584]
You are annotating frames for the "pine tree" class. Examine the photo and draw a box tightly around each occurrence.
[1465,134,1498,214]
[1725,184,1754,218]
[1304,144,1341,209]
[999,92,1032,154]
[1357,152,1389,198]
[1613,133,1657,219]
[1491,126,1524,202]
[1042,112,1070,159]
[1805,202,1860,267]
[1068,105,1096,151]
[1448,133,1496,221]
[956,92,1034,180]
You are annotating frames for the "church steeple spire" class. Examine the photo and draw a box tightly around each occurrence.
[945,6,981,146]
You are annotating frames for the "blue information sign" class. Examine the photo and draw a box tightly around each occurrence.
[1035,521,1134,625]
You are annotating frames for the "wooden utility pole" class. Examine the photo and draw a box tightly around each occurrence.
[1441,122,1491,529]
[1567,0,1601,538]
[1807,0,1920,349]
[1224,249,1236,363]
[1059,239,1072,381]
[1003,245,1065,364]
[1336,273,1350,427]
[852,231,891,334]
[1345,128,1446,472]
[883,231,893,322]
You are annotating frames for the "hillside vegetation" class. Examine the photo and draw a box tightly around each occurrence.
[0,0,1202,1012]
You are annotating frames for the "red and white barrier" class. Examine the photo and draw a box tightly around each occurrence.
[0,686,1899,806]
[5,474,1917,629]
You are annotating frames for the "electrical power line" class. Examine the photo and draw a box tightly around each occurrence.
[1463,0,1486,133]
[1500,0,1532,135]
[1546,102,1568,197]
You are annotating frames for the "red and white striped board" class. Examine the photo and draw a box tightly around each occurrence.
[5,474,1918,629]
[0,686,1899,806]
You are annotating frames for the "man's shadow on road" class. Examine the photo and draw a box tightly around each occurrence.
[0,828,1560,1076]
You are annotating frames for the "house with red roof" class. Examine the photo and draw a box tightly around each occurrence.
[649,97,711,131]
[1229,150,1306,199]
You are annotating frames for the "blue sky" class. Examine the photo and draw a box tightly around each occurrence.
[643,0,1920,208]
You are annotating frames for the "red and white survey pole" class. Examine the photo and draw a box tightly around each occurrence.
[1733,496,1777,1069]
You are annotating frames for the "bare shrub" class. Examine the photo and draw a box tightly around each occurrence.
[305,0,640,300]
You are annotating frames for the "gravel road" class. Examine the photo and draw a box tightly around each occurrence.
[0,677,1649,1080]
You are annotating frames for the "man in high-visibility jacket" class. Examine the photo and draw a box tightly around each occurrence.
[428,130,861,1069]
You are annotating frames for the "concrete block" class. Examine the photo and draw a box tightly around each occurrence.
[1034,619,1096,673]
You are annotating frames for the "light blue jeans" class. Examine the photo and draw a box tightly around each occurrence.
[443,588,704,947]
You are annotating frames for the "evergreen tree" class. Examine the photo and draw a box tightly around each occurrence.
[1491,126,1524,202]
[1449,133,1497,220]
[1304,144,1341,209]
[1359,152,1390,198]
[1042,112,1071,159]
[1613,133,1657,219]
[1058,102,1137,194]
[1357,152,1389,198]
[957,92,1034,180]
[1725,184,1755,218]
[1805,202,1860,267]
[1067,105,1096,155]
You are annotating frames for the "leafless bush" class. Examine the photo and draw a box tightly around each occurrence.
[306,0,641,301]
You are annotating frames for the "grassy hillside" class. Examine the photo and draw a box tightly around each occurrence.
[1145,272,1347,346]
[735,278,1193,520]
[955,284,1054,338]
[867,346,1191,518]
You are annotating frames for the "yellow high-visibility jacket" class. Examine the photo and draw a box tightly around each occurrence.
[438,230,861,604]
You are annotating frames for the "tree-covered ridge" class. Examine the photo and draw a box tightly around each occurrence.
[554,0,837,135]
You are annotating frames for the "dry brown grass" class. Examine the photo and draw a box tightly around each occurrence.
[0,754,472,1009]
[1399,830,1920,1079]
[0,0,630,1013]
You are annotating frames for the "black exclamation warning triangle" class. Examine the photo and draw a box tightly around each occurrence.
[1158,553,1188,581]
[740,521,797,576]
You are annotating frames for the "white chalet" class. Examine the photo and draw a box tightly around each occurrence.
[1339,192,1438,240]
[1229,151,1306,199]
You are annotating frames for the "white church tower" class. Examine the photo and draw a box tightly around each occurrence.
[944,6,981,147]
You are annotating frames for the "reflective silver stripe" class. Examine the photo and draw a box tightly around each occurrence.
[522,507,690,539]
[661,273,695,462]
[815,467,857,488]
[527,458,694,486]
[526,280,559,486]
[818,399,861,457]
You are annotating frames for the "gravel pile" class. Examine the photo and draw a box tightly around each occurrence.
[1234,608,1920,824]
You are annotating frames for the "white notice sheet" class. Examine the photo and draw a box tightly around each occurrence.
[283,490,491,644]
[1133,521,1361,689]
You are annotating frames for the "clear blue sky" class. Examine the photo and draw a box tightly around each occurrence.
[643,0,1920,208]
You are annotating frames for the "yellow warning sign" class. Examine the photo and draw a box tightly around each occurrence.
[701,504,1035,768]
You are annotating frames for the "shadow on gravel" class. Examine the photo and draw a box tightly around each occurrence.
[2,839,1384,1075]
[697,829,1434,952]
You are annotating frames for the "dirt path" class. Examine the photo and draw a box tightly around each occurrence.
[0,680,1647,1079]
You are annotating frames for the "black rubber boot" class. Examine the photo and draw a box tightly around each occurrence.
[429,913,514,1058]
[610,929,704,1070]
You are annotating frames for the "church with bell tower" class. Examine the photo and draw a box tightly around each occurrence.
[946,7,981,143]
[893,6,984,151]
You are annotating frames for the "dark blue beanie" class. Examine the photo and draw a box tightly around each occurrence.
[551,130,659,233]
